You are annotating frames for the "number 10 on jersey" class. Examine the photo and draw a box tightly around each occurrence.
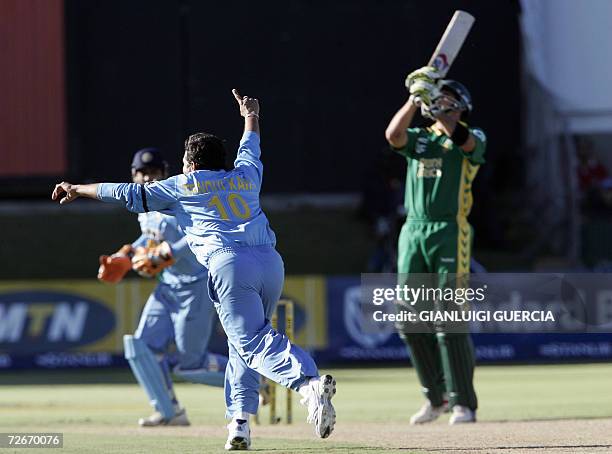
[208,193,251,220]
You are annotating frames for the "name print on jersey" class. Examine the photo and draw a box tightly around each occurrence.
[181,175,257,196]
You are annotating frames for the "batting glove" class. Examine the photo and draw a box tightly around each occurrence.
[405,66,441,106]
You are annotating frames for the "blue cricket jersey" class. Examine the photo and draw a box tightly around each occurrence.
[98,131,276,267]
[131,211,206,285]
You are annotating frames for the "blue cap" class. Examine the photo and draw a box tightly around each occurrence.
[131,148,166,171]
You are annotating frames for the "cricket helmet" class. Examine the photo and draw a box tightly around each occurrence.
[437,79,473,118]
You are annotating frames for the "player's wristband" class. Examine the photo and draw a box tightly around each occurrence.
[450,123,469,147]
[246,112,259,118]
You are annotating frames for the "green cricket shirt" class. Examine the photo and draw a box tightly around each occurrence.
[392,125,487,222]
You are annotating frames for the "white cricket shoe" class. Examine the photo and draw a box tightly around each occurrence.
[449,405,476,425]
[409,401,448,425]
[138,406,190,427]
[225,419,251,451]
[299,375,337,438]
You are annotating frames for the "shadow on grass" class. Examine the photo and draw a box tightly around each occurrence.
[249,448,387,453]
[413,445,612,452]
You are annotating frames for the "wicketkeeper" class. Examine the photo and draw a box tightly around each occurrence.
[97,148,228,426]
[385,66,486,424]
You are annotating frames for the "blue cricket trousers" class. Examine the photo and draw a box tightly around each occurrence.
[208,245,319,418]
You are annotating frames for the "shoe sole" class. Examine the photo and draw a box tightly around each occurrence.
[138,415,191,427]
[316,375,337,438]
[410,411,443,425]
[225,437,250,450]
[449,416,477,425]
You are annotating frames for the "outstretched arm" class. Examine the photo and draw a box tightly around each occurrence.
[51,182,98,204]
[52,180,177,213]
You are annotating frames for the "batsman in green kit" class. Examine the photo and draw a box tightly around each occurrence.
[385,66,486,425]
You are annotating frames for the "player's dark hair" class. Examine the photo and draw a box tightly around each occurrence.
[184,133,227,171]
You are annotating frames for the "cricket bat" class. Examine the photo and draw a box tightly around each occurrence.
[428,10,475,77]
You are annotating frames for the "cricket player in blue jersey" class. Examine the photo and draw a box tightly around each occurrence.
[97,147,228,427]
[52,89,337,450]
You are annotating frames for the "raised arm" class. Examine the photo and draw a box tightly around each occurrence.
[434,114,479,153]
[232,88,260,135]
[231,89,264,182]
[385,96,419,149]
[386,66,441,149]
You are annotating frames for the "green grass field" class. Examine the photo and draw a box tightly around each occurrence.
[2,364,612,453]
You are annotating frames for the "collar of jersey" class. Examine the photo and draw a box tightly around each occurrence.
[428,121,469,137]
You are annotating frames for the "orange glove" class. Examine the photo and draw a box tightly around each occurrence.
[131,241,175,278]
[97,244,133,283]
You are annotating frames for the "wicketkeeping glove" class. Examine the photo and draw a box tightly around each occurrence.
[131,241,175,278]
[405,66,441,106]
[97,244,133,284]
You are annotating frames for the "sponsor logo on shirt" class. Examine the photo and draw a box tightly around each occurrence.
[417,158,443,178]
[416,137,428,154]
